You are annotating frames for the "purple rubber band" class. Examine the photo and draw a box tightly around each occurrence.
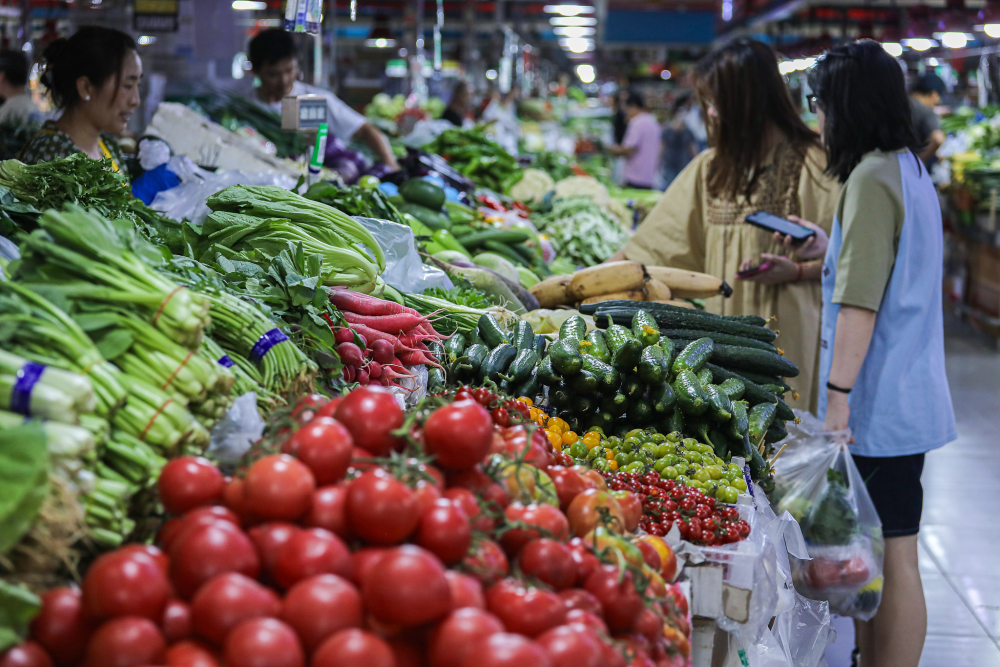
[217,355,235,368]
[249,328,289,363]
[11,362,45,416]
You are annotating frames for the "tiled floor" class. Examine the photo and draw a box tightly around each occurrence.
[825,322,1000,666]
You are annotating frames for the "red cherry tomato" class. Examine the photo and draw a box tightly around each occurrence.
[273,528,353,590]
[567,489,625,537]
[518,539,576,590]
[461,539,509,587]
[29,587,91,667]
[303,486,351,539]
[0,642,52,667]
[162,506,240,553]
[242,455,315,521]
[566,538,601,586]
[443,487,494,532]
[280,574,362,652]
[221,478,255,526]
[158,457,225,515]
[164,640,220,667]
[584,565,644,632]
[332,387,404,456]
[287,417,354,485]
[189,572,281,645]
[631,608,664,644]
[349,547,388,590]
[546,467,588,511]
[461,632,553,667]
[345,469,420,545]
[537,624,605,667]
[417,499,472,565]
[312,629,394,667]
[610,490,642,532]
[362,545,452,628]
[486,581,566,638]
[565,609,608,635]
[428,608,504,667]
[500,502,570,556]
[413,477,443,515]
[246,522,300,576]
[557,589,603,617]
[83,616,165,667]
[161,599,192,642]
[82,549,170,621]
[445,570,486,610]
[169,521,260,599]
[313,396,343,420]
[222,618,304,667]
[424,400,494,470]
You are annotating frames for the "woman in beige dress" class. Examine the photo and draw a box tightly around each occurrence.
[616,39,840,411]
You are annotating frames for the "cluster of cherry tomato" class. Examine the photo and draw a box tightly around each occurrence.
[606,472,751,547]
[452,385,531,429]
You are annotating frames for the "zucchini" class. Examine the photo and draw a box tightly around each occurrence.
[427,366,446,393]
[533,335,547,357]
[581,355,621,392]
[537,356,561,386]
[621,375,645,399]
[627,398,654,425]
[464,343,489,376]
[638,345,669,385]
[732,369,792,392]
[673,369,708,416]
[659,336,677,366]
[697,368,713,386]
[480,343,517,382]
[550,382,573,408]
[719,378,745,400]
[709,344,800,378]
[658,328,777,353]
[484,240,528,267]
[601,393,629,417]
[574,394,599,415]
[477,313,508,348]
[728,400,750,440]
[672,337,714,374]
[505,349,539,383]
[704,384,733,422]
[765,423,788,444]
[583,329,612,363]
[605,325,643,372]
[747,402,778,443]
[548,338,583,375]
[650,382,677,413]
[705,363,795,421]
[512,320,535,351]
[512,367,539,400]
[584,302,777,343]
[666,408,685,435]
[631,310,661,347]
[559,315,588,341]
[443,332,466,362]
[571,370,600,394]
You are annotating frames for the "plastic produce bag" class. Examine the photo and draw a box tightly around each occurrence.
[771,412,884,621]
[353,216,453,293]
[207,392,265,463]
[150,170,298,226]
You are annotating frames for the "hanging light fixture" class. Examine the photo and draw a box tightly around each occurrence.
[365,15,396,48]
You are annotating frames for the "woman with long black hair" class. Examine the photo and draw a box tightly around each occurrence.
[793,40,956,667]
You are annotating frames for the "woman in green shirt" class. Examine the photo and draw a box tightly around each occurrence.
[19,26,140,176]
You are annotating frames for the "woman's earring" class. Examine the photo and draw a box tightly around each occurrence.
[84,95,90,101]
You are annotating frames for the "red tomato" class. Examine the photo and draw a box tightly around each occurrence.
[246,522,300,575]
[363,545,452,628]
[634,535,677,583]
[636,542,662,572]
[632,609,664,644]
[223,618,304,667]
[290,393,329,422]
[428,608,504,667]
[221,478,255,525]
[610,491,642,532]
[668,584,688,618]
[424,400,493,470]
[537,624,605,667]
[565,609,608,635]
[118,545,169,576]
[546,467,588,511]
[349,547,388,589]
[333,387,404,456]
[169,520,260,599]
[189,573,280,646]
[243,455,315,521]
[601,642,628,667]
[287,417,353,485]
[303,486,351,539]
[445,571,486,610]
[164,640,220,667]
[312,629,393,667]
[161,599,192,642]
[806,558,842,591]
[281,574,362,652]
[498,433,551,469]
[164,506,240,552]
[417,499,472,565]
[840,556,870,587]
[82,549,170,621]
[447,467,509,510]
[558,589,603,617]
[461,633,553,667]
[273,528,352,589]
[413,478,444,515]
[566,538,601,586]
[461,539,509,586]
[313,396,343,420]
[486,581,566,638]
[158,457,225,515]
[584,565,645,632]
[83,617,165,667]
[567,489,625,537]
[0,642,52,667]
[500,503,570,556]
[442,488,493,532]
[518,539,576,590]
[570,466,606,491]
[29,587,91,667]
[345,469,420,545]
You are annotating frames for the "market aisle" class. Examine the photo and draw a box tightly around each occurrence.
[826,321,1000,666]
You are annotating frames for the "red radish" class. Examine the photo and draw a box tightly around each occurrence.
[367,362,382,380]
[328,289,416,316]
[341,311,431,335]
[370,340,395,365]
[356,369,370,386]
[334,328,355,344]
[336,343,364,367]
[377,375,390,387]
[343,366,356,382]
[397,349,443,369]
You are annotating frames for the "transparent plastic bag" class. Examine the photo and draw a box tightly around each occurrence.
[353,216,453,293]
[149,170,298,226]
[772,412,884,621]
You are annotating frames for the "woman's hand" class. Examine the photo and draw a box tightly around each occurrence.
[773,216,829,261]
[825,391,852,435]
[737,253,800,285]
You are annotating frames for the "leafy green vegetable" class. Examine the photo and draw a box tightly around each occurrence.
[802,468,858,546]
[423,278,491,309]
[0,422,49,554]
[0,580,41,652]
[0,155,135,221]
[534,196,629,267]
[303,182,405,224]
[422,126,523,193]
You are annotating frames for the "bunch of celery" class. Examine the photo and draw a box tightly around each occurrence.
[0,349,96,423]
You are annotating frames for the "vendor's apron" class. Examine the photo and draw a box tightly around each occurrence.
[817,152,955,458]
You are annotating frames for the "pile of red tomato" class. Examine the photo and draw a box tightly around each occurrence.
[2,386,691,667]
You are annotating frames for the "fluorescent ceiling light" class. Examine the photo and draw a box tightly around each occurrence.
[778,56,817,75]
[661,70,671,80]
[576,63,595,83]
[137,35,155,45]
[984,24,1000,38]
[882,42,903,56]
[553,27,596,37]
[232,1,266,9]
[365,38,396,47]
[544,5,594,16]
[549,16,597,26]
[936,31,970,48]
[486,69,498,80]
[901,38,938,50]
[561,37,594,52]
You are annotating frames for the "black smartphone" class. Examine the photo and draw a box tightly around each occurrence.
[744,211,816,242]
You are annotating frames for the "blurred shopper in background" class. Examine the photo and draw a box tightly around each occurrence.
[442,81,469,127]
[909,72,946,166]
[607,92,662,190]
[0,50,39,125]
[661,93,699,188]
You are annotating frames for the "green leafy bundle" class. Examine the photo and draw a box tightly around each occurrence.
[422,125,523,192]
[802,468,859,546]
[534,196,629,267]
[303,181,405,224]
[0,155,134,221]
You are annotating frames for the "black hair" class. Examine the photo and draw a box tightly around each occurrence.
[0,50,29,87]
[910,72,946,97]
[809,39,921,184]
[40,26,136,109]
[249,29,297,70]
[625,92,645,109]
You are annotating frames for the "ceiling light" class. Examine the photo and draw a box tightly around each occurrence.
[985,23,1000,38]
[544,5,594,16]
[553,27,595,37]
[661,70,671,80]
[549,16,597,26]
[365,38,396,47]
[901,38,937,50]
[486,69,498,80]
[576,63,595,83]
[882,42,903,56]
[939,32,969,48]
[232,1,266,9]
[562,37,594,53]
[137,35,155,45]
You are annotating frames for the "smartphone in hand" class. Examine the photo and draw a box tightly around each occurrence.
[736,262,774,279]
[745,212,816,243]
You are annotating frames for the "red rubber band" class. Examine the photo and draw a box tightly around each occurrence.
[153,286,185,325]
[140,398,174,442]
[161,350,194,392]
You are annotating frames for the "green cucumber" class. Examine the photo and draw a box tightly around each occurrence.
[574,395,599,415]
[477,313,508,348]
[455,229,531,247]
[550,381,573,408]
[585,303,777,343]
[658,328,778,353]
[697,368,713,387]
[398,202,451,230]
[464,343,489,376]
[601,393,629,417]
[427,366,446,393]
[650,382,677,413]
[761,384,788,395]
[660,336,677,365]
[621,375,645,399]
[666,408,685,435]
[765,422,788,444]
[533,334,547,358]
[638,345,669,385]
[426,340,445,364]
[537,356,561,386]
[673,369,708,416]
[484,240,528,267]
[583,329,612,363]
[627,398,654,425]
[581,355,621,393]
[732,369,792,392]
[505,349,539,383]
[443,332,466,362]
[605,325,642,371]
[704,384,733,421]
[562,414,583,434]
[468,328,485,347]
[728,400,750,440]
[590,411,615,431]
[631,310,661,347]
[719,378,745,400]
[480,343,517,382]
[704,363,795,421]
[548,338,583,376]
[512,320,535,351]
[672,337,714,374]
[571,370,600,394]
[708,427,731,458]
[709,344,800,378]
[512,368,539,399]
[399,178,446,209]
[559,315,588,341]
[748,402,778,443]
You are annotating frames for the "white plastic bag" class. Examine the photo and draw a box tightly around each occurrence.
[150,170,298,226]
[772,412,884,621]
[207,392,265,463]
[353,216,453,293]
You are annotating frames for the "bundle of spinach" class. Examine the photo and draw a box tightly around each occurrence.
[802,468,859,546]
[0,155,135,222]
[303,181,405,224]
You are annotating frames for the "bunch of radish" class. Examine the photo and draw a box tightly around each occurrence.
[327,289,444,388]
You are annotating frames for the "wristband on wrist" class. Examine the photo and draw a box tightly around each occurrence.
[794,263,804,283]
[827,381,852,394]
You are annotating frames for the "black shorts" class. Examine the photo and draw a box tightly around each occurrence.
[851,453,925,538]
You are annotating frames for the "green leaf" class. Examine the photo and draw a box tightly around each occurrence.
[0,423,48,553]
[93,328,134,360]
[0,580,41,652]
